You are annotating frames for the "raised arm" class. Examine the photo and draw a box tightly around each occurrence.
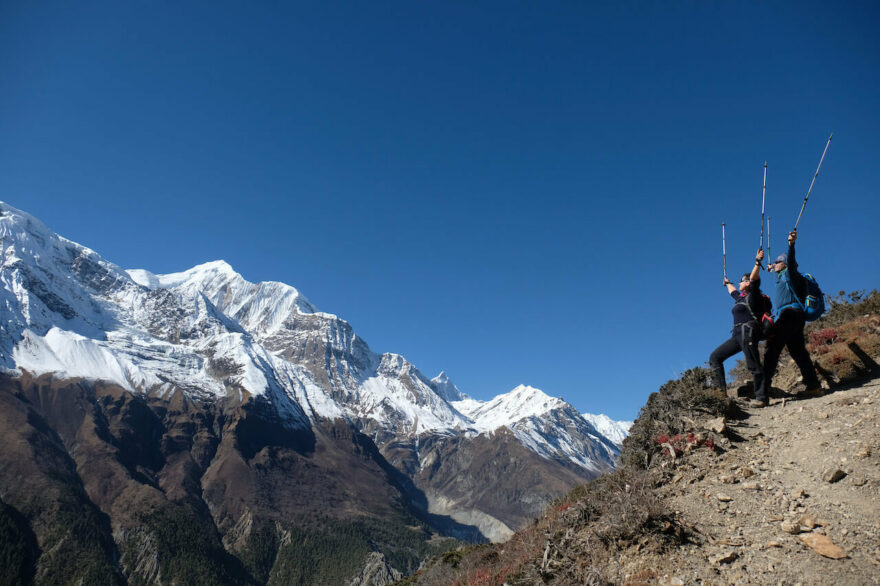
[787,229,799,275]
[723,277,736,294]
[750,249,764,283]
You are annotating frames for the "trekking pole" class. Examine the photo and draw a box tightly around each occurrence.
[760,162,767,249]
[766,216,771,272]
[758,162,767,268]
[794,133,833,230]
[722,223,728,280]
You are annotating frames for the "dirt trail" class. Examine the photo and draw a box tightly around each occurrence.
[632,376,880,585]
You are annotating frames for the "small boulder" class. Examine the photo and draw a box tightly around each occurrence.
[710,551,738,565]
[704,417,727,434]
[823,469,847,483]
[797,515,817,531]
[799,534,848,559]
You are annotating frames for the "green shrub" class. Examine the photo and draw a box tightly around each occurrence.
[39,492,124,586]
[270,515,457,585]
[0,501,36,586]
[129,503,254,585]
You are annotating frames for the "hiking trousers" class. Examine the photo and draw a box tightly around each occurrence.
[764,309,820,390]
[710,322,766,401]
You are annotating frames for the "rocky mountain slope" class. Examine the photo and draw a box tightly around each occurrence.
[649,375,880,584]
[400,291,880,585]
[0,201,629,584]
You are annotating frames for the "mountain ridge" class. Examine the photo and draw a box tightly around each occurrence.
[0,200,630,583]
[0,200,623,458]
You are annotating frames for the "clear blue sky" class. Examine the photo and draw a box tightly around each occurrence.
[2,2,878,420]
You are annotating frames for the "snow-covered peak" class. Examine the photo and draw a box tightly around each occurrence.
[127,260,329,335]
[126,269,160,289]
[0,203,307,409]
[581,413,633,447]
[453,384,566,432]
[128,260,237,290]
[430,371,466,402]
[129,260,243,293]
[0,202,136,343]
[1,201,55,241]
[0,201,132,287]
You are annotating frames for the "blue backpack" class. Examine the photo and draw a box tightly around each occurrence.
[801,273,825,321]
[784,272,825,322]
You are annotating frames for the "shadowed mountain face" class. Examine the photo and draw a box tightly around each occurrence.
[0,373,464,584]
[0,202,625,583]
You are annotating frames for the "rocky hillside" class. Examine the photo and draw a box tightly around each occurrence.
[400,291,880,585]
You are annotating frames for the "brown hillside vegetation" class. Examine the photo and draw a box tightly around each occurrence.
[398,291,880,585]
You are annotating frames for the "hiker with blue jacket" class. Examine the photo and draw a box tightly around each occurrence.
[710,248,768,407]
[763,229,822,402]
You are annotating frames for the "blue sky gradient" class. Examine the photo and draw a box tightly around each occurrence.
[2,2,878,419]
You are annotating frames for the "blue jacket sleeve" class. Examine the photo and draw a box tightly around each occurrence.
[787,242,806,298]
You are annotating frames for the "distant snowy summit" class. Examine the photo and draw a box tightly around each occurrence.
[581,413,633,447]
[0,200,629,469]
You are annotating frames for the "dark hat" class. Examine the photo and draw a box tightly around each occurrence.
[775,253,788,264]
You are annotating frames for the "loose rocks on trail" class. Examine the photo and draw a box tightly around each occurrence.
[645,376,880,585]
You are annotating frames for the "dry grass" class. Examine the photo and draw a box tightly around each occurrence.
[619,367,736,470]
[400,469,669,586]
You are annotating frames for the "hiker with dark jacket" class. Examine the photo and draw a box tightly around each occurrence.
[710,248,767,406]
[763,229,822,398]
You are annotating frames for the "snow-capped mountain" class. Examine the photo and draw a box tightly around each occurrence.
[127,259,473,442]
[581,413,634,447]
[0,201,628,543]
[430,371,466,402]
[451,384,618,473]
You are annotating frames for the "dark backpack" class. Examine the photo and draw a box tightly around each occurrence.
[738,292,774,338]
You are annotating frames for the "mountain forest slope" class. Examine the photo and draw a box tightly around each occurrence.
[399,290,880,585]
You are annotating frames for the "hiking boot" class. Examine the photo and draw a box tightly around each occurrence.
[748,399,768,408]
[801,385,824,398]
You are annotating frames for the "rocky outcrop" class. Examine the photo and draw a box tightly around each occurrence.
[346,551,403,586]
